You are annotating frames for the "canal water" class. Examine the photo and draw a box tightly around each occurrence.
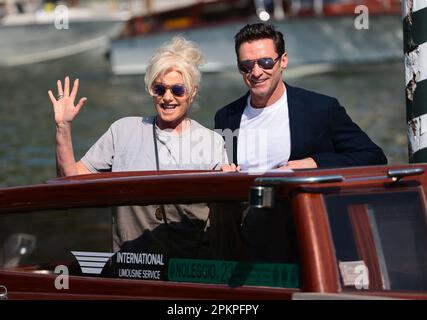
[0,51,407,187]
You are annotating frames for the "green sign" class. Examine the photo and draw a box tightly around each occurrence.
[168,258,300,288]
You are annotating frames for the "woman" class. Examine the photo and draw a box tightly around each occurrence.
[48,37,228,276]
[49,37,227,175]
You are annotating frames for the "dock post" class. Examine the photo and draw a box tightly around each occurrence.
[404,0,427,163]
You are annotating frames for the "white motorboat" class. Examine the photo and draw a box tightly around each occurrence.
[0,4,131,66]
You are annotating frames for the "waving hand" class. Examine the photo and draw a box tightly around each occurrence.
[48,76,87,125]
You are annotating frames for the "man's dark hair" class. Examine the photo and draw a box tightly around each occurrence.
[234,23,285,58]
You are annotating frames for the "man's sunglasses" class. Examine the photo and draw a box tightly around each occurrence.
[238,56,281,73]
[151,83,186,97]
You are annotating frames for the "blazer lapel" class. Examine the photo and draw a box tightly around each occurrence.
[228,93,248,131]
[227,93,248,164]
[286,84,306,161]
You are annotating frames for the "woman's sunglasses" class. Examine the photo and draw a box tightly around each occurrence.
[238,56,281,73]
[151,83,186,97]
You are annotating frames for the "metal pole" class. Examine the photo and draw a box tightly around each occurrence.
[404,0,427,163]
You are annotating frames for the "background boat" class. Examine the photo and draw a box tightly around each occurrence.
[109,0,403,75]
[0,1,130,66]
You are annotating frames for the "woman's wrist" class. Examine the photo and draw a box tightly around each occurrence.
[56,121,71,131]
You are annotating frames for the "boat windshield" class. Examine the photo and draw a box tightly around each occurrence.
[325,188,427,291]
[0,199,300,289]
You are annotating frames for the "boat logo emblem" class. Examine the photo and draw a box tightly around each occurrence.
[71,251,114,275]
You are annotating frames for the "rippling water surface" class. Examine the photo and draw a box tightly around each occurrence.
[0,51,407,187]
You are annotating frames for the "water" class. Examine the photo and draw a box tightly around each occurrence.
[0,51,407,187]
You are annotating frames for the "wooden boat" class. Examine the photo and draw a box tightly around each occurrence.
[0,163,426,300]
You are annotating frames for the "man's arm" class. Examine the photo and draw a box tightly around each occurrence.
[311,99,387,167]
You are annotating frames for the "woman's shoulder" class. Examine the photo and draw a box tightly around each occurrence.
[190,119,224,141]
[190,119,215,133]
[110,116,154,130]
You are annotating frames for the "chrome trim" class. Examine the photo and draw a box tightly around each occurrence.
[0,285,7,300]
[387,168,425,181]
[249,186,275,208]
[255,167,425,186]
[255,175,344,185]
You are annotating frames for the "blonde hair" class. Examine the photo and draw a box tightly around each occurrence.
[145,36,203,96]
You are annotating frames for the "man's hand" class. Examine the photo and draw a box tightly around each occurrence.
[278,157,318,169]
[221,163,241,172]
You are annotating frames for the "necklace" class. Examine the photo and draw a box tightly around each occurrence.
[152,116,160,171]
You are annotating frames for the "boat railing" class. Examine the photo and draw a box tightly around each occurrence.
[254,167,425,186]
[250,166,426,208]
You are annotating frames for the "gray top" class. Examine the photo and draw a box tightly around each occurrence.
[81,116,228,172]
[80,116,229,256]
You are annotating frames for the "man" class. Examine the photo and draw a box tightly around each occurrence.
[215,23,387,171]
[213,23,387,263]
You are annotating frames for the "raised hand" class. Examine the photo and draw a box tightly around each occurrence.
[48,76,87,125]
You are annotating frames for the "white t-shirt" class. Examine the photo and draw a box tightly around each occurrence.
[237,91,291,172]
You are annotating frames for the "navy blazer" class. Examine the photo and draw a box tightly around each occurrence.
[214,83,387,167]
